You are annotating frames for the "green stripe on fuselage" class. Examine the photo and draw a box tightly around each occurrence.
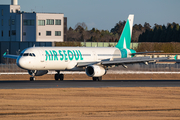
[120,49,128,58]
[120,48,136,58]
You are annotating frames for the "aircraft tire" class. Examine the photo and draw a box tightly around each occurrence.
[98,77,102,81]
[60,74,64,81]
[93,77,102,81]
[55,74,59,81]
[93,77,98,81]
[30,77,35,81]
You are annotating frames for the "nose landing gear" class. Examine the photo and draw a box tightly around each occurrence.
[30,70,36,81]
[30,77,35,81]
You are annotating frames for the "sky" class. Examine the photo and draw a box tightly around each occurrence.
[1,0,180,31]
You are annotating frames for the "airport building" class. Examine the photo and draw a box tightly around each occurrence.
[0,0,67,63]
[0,0,67,42]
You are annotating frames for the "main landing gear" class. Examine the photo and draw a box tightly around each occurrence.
[55,71,64,81]
[92,77,102,81]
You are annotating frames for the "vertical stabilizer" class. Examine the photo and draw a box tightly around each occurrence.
[115,14,134,49]
[11,0,18,5]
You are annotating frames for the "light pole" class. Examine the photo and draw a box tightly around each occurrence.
[16,49,20,55]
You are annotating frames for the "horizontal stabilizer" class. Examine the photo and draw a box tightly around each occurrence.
[130,51,163,55]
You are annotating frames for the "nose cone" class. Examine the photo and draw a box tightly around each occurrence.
[17,57,28,69]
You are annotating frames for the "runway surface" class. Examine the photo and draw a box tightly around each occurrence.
[0,80,180,89]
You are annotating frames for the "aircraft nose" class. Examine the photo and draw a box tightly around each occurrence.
[17,57,27,69]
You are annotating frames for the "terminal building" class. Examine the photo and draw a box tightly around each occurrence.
[0,0,67,63]
[0,0,67,42]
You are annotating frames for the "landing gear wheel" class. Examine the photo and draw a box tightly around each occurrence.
[29,70,36,81]
[93,77,97,81]
[55,74,59,81]
[54,71,64,81]
[93,77,102,81]
[98,76,102,81]
[60,74,64,81]
[30,77,35,81]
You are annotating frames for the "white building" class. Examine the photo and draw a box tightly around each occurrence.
[0,0,67,42]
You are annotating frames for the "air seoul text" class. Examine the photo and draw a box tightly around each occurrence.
[45,50,84,61]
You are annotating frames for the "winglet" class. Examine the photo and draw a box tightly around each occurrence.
[174,55,177,60]
[3,52,7,56]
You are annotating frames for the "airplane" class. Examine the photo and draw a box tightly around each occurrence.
[3,14,169,81]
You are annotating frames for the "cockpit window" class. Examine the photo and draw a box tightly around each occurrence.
[23,53,29,56]
[20,53,36,57]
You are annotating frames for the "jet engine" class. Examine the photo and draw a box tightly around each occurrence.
[85,65,106,77]
[28,70,48,76]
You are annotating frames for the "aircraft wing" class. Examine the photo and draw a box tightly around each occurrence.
[77,56,169,67]
[101,56,168,65]
[3,54,19,59]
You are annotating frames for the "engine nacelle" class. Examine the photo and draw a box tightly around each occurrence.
[28,70,48,76]
[85,65,106,77]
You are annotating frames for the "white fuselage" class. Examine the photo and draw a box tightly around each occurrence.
[17,47,123,71]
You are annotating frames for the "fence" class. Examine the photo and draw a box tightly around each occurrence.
[80,42,138,49]
[0,63,180,74]
[110,63,180,72]
[0,64,26,73]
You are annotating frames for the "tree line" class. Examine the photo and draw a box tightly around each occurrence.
[139,23,180,42]
[66,21,180,43]
[135,42,180,53]
[67,22,119,42]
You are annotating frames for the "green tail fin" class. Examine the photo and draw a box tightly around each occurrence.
[115,14,134,49]
[174,55,177,60]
